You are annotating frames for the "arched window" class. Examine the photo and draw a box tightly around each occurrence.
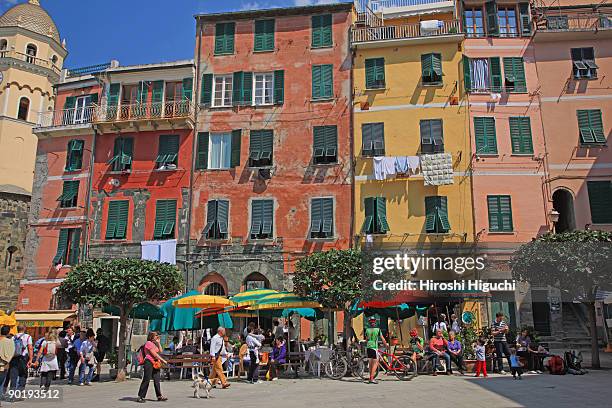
[0,39,7,55]
[243,272,270,290]
[25,43,37,63]
[17,97,29,121]
[5,246,17,268]
[204,282,226,296]
[51,55,58,65]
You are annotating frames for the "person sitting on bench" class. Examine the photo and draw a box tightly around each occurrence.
[268,336,287,381]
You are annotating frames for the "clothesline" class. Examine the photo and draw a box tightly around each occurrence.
[370,153,454,186]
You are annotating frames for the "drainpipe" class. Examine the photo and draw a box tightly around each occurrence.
[82,125,98,261]
[184,18,204,291]
[349,45,355,249]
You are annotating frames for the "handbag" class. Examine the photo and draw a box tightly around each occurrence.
[152,360,162,370]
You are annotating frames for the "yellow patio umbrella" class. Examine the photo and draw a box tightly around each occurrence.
[230,288,279,307]
[0,312,17,334]
[249,292,322,311]
[172,294,234,309]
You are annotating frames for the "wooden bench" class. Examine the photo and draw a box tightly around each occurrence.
[162,353,211,380]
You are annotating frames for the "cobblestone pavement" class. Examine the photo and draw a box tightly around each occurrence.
[6,369,612,408]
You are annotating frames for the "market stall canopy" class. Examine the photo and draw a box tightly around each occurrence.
[102,302,163,320]
[230,288,279,306]
[15,311,75,328]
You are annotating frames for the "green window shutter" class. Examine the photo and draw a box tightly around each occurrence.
[260,130,273,161]
[58,180,79,207]
[322,64,333,98]
[152,81,164,104]
[137,81,148,104]
[425,196,437,232]
[157,135,179,166]
[251,200,263,236]
[196,132,209,170]
[310,198,323,234]
[519,3,531,36]
[225,22,235,54]
[589,110,606,143]
[579,109,606,144]
[321,198,333,235]
[463,56,472,92]
[215,22,235,55]
[89,93,98,105]
[53,229,69,265]
[432,53,442,76]
[312,15,322,48]
[362,197,374,233]
[69,228,81,265]
[231,129,242,167]
[204,200,218,236]
[182,77,193,101]
[509,117,533,154]
[324,125,337,158]
[64,96,76,111]
[249,130,262,161]
[489,57,502,92]
[154,200,176,239]
[312,14,332,48]
[232,72,243,105]
[313,126,325,158]
[499,196,513,232]
[438,196,450,232]
[201,74,213,106]
[106,202,119,239]
[485,0,498,36]
[254,19,274,52]
[587,181,612,224]
[487,196,501,232]
[242,72,253,105]
[365,58,385,89]
[107,83,120,119]
[106,200,129,239]
[66,139,84,171]
[474,117,497,154]
[217,200,229,234]
[214,23,225,54]
[488,195,513,232]
[273,70,284,105]
[362,123,373,156]
[261,200,273,235]
[376,197,389,233]
[122,138,134,167]
[503,57,526,92]
[421,53,433,77]
[312,65,322,99]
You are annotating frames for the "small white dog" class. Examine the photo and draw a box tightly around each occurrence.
[192,372,213,399]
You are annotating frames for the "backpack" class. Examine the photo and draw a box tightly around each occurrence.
[136,345,146,366]
[13,334,27,357]
[548,355,566,375]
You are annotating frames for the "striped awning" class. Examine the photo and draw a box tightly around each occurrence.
[16,311,75,328]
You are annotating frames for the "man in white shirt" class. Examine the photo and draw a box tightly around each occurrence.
[8,325,33,393]
[208,327,230,389]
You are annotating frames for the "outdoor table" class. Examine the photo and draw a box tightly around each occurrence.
[162,353,211,380]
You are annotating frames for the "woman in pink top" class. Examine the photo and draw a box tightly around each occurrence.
[137,332,168,403]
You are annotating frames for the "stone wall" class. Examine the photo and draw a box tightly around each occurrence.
[0,191,30,311]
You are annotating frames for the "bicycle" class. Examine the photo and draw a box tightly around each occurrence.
[357,347,416,381]
[324,343,366,380]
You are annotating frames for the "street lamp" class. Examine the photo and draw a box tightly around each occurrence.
[548,209,560,232]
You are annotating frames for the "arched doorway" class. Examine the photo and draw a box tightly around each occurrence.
[25,43,37,64]
[552,189,575,233]
[242,272,270,291]
[198,272,228,296]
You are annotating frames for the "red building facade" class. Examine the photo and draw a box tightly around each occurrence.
[190,3,354,294]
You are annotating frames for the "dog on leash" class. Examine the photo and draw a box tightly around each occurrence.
[192,372,214,399]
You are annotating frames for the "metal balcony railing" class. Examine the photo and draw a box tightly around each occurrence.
[368,0,451,12]
[352,20,461,43]
[93,100,193,123]
[538,13,612,32]
[0,49,61,75]
[35,106,95,129]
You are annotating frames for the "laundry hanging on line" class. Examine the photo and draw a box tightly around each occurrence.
[421,153,454,186]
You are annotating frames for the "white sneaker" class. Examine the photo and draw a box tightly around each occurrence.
[536,370,543,374]
[528,370,537,374]
[78,382,84,386]
[271,377,279,381]
[499,370,507,375]
[256,380,264,384]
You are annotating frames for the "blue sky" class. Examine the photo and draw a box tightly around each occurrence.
[0,0,341,68]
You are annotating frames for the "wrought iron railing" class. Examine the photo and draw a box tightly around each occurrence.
[538,13,612,32]
[35,106,95,129]
[352,19,461,43]
[0,49,61,75]
[93,100,193,123]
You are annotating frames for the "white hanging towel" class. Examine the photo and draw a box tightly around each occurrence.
[159,239,177,265]
[373,157,386,180]
[421,153,454,186]
[382,157,397,179]
[141,240,160,261]
[406,156,421,175]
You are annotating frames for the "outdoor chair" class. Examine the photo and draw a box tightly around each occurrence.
[310,347,331,377]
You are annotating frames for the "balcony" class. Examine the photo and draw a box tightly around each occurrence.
[92,100,194,132]
[356,0,455,18]
[352,20,462,47]
[534,13,612,41]
[33,106,95,135]
[0,49,61,77]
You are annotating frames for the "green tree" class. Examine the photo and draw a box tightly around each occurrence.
[293,249,363,342]
[511,230,612,369]
[58,259,183,380]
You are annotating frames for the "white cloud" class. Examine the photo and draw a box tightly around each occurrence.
[241,1,261,10]
[295,0,339,6]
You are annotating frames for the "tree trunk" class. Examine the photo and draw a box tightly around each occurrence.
[116,307,128,381]
[586,301,600,369]
[342,306,351,349]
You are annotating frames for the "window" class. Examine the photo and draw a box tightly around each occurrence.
[212,75,233,107]
[498,7,518,37]
[153,199,177,239]
[509,117,533,154]
[65,139,84,171]
[17,97,29,121]
[63,94,97,125]
[4,246,17,268]
[425,196,451,233]
[421,53,443,85]
[485,0,499,36]
[362,123,384,157]
[25,43,37,63]
[51,55,58,65]
[547,15,568,30]
[362,197,389,234]
[204,282,226,296]
[312,64,333,100]
[463,57,502,92]
[310,198,334,239]
[577,109,606,144]
[0,39,7,51]
[165,81,182,102]
[487,195,513,232]
[503,57,526,93]
[156,135,179,169]
[249,129,273,167]
[250,200,273,239]
[571,48,597,79]
[108,137,133,171]
[465,8,485,37]
[313,125,337,164]
[365,58,385,89]
[52,228,81,266]
[311,14,332,48]
[587,181,612,224]
[254,19,275,52]
[420,119,444,154]
[204,200,229,240]
[196,130,241,170]
[105,200,129,240]
[214,22,235,55]
[58,180,79,208]
[474,117,498,154]
[253,73,274,105]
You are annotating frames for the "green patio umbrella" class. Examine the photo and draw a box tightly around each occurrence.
[103,302,163,320]
[282,308,323,322]
[150,290,200,333]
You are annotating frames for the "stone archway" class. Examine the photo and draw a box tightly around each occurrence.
[552,188,576,233]
[198,272,228,296]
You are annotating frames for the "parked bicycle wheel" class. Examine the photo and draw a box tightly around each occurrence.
[392,355,417,381]
[325,356,348,380]
[356,357,379,380]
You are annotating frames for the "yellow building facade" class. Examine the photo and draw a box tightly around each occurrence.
[0,0,65,193]
[352,7,474,256]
